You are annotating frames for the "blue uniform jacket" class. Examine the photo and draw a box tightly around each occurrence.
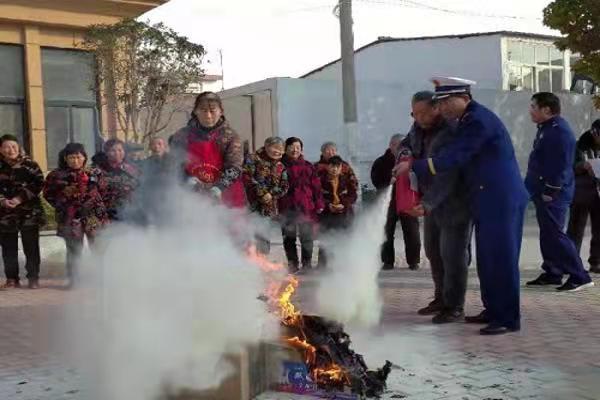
[524,116,576,203]
[412,100,528,217]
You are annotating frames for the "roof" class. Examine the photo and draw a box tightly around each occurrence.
[301,31,561,78]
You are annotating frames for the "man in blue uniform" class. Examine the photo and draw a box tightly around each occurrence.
[396,77,529,335]
[525,92,594,291]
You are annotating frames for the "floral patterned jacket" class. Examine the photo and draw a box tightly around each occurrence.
[243,147,289,218]
[44,167,110,239]
[0,156,46,232]
[93,153,141,221]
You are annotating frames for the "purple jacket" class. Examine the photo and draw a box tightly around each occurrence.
[279,156,324,222]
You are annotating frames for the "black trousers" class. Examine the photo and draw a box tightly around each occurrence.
[282,218,315,268]
[381,198,421,265]
[255,234,271,256]
[567,192,600,267]
[424,216,472,311]
[317,213,352,268]
[0,228,41,281]
[65,237,85,280]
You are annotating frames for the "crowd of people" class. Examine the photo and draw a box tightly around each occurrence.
[391,77,598,335]
[0,91,360,289]
[1,80,598,337]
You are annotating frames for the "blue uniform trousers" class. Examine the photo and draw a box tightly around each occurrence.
[475,202,526,330]
[534,199,591,284]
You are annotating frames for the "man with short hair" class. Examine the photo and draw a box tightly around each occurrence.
[371,133,421,271]
[567,119,600,274]
[399,91,472,323]
[525,93,594,291]
[396,77,529,335]
[149,137,168,158]
[139,137,173,224]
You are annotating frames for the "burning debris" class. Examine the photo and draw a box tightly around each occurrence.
[248,247,393,398]
[285,315,392,397]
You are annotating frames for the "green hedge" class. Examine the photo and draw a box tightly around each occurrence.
[41,196,57,231]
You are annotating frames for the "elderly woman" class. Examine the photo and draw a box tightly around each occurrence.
[0,135,45,289]
[243,136,289,255]
[92,139,141,221]
[44,143,109,288]
[315,141,359,191]
[279,137,324,273]
[314,141,359,268]
[170,91,245,208]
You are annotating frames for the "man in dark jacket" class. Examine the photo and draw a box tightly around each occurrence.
[139,137,173,224]
[372,134,421,270]
[567,119,600,274]
[400,91,473,323]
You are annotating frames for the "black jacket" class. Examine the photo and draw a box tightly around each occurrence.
[370,148,396,192]
[573,130,600,205]
[403,120,471,226]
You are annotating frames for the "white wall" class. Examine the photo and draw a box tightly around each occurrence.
[271,78,600,184]
[306,35,504,90]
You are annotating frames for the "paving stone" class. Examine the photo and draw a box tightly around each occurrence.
[1,232,599,399]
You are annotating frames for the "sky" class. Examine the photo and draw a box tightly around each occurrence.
[144,0,557,89]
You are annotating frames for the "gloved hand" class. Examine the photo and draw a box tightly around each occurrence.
[187,177,201,189]
[209,186,222,201]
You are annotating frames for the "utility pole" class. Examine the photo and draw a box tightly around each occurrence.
[339,0,358,128]
[338,0,361,198]
[219,49,225,91]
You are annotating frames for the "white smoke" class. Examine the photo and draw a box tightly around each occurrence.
[70,186,279,400]
[315,187,392,327]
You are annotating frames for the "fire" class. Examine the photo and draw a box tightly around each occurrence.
[314,365,348,384]
[278,277,300,325]
[245,245,284,272]
[286,337,316,365]
[245,245,349,387]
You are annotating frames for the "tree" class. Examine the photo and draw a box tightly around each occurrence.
[543,0,600,106]
[80,19,205,144]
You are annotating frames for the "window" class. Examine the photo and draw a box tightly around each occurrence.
[505,39,567,92]
[538,69,551,92]
[522,43,535,65]
[0,44,26,146]
[42,48,99,168]
[551,47,564,67]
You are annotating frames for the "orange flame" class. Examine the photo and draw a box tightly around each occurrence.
[246,245,284,272]
[278,277,300,325]
[245,244,348,386]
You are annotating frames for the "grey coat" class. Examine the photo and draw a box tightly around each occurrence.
[403,121,471,226]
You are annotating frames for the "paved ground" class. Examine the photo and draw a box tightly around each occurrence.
[0,231,599,400]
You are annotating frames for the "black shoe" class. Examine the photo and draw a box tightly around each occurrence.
[28,279,40,289]
[432,309,464,324]
[590,265,600,274]
[556,280,595,292]
[417,301,444,316]
[465,311,490,324]
[381,263,394,271]
[288,262,300,274]
[2,279,20,289]
[526,273,562,286]
[408,264,420,271]
[480,324,520,335]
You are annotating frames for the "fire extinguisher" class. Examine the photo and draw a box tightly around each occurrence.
[395,151,421,215]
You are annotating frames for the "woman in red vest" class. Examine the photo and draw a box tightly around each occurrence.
[170,92,245,208]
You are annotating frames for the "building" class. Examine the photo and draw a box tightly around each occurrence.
[0,0,168,170]
[302,31,577,93]
[160,30,599,185]
[187,74,225,94]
